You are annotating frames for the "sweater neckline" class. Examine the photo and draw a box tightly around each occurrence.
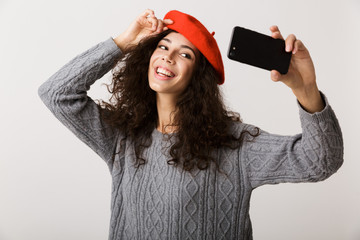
[152,128,176,139]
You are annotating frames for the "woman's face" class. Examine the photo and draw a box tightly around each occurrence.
[148,32,199,98]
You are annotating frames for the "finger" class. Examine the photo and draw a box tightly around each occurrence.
[141,9,155,18]
[269,25,279,32]
[285,34,296,53]
[137,9,156,29]
[146,15,158,30]
[163,18,174,25]
[271,31,283,40]
[270,25,284,40]
[162,19,174,31]
[270,70,281,82]
[292,39,304,54]
[156,19,164,33]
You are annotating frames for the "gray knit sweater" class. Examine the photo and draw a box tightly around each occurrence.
[38,38,344,240]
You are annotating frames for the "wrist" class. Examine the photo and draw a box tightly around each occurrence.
[293,86,325,113]
[113,33,129,52]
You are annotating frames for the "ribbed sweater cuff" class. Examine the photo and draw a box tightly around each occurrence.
[105,37,123,57]
[298,91,335,124]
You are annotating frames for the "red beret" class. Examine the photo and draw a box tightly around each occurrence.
[163,10,225,85]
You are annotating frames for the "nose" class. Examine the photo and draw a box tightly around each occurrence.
[162,54,174,64]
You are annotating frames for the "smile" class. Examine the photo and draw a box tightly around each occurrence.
[156,67,175,78]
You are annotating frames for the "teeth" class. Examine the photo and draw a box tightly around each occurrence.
[157,67,174,77]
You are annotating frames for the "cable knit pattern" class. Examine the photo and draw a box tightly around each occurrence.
[38,38,344,240]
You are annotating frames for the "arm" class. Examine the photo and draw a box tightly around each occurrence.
[269,26,324,114]
[38,38,123,169]
[241,94,344,189]
[38,9,172,170]
[240,26,343,188]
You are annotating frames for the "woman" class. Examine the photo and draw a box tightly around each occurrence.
[38,9,343,240]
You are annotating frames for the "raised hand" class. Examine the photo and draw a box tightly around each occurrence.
[114,9,173,52]
[270,26,324,113]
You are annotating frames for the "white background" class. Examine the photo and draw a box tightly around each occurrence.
[1,0,359,239]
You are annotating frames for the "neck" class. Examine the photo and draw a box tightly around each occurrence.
[156,93,178,133]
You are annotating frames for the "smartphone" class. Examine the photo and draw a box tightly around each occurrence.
[228,26,292,74]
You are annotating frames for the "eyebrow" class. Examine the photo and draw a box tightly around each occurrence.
[161,38,196,56]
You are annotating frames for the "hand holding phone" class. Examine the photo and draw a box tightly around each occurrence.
[228,26,292,74]
[228,26,323,113]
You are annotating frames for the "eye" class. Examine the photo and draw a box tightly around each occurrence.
[158,45,168,50]
[180,53,192,59]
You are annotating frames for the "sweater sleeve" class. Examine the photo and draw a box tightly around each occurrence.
[240,93,344,189]
[38,38,123,170]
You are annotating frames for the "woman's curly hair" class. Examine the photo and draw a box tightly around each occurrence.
[99,29,259,172]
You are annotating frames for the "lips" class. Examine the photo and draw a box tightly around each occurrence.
[155,66,175,80]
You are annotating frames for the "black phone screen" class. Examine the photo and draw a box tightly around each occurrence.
[228,26,292,74]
